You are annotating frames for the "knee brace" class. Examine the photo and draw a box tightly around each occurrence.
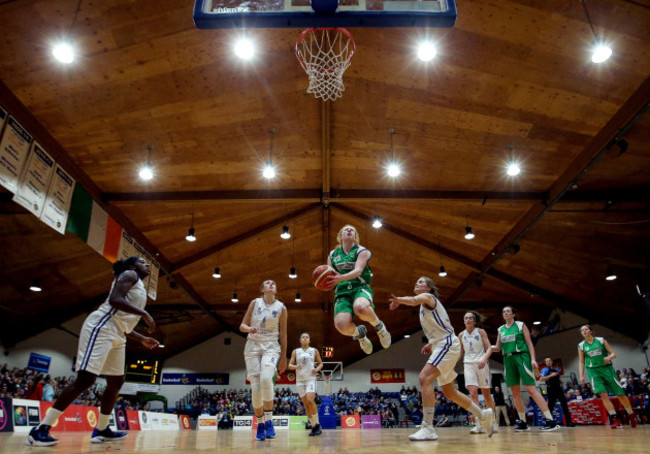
[260,366,275,402]
[249,375,262,408]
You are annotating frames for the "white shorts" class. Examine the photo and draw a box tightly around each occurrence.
[464,362,491,388]
[427,337,461,386]
[244,339,281,378]
[76,311,126,376]
[296,379,317,397]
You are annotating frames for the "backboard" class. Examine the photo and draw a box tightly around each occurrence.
[193,0,457,29]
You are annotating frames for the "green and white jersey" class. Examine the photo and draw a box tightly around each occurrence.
[498,321,528,354]
[329,244,372,291]
[579,337,608,368]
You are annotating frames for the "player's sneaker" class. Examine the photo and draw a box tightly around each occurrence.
[492,422,499,433]
[469,423,485,434]
[539,421,560,432]
[90,427,128,443]
[408,422,438,441]
[479,408,495,437]
[354,325,373,355]
[256,423,266,440]
[629,412,638,428]
[376,323,392,349]
[309,423,322,436]
[610,415,622,429]
[25,425,59,447]
[305,421,313,430]
[514,420,530,432]
[265,420,277,439]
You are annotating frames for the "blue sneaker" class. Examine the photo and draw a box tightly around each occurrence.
[256,423,266,441]
[90,427,128,443]
[25,425,59,447]
[265,420,277,439]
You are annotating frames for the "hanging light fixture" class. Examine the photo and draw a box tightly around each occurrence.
[580,0,612,63]
[372,215,382,229]
[262,127,276,179]
[386,128,401,177]
[281,225,290,239]
[464,226,475,240]
[295,292,302,302]
[289,234,297,279]
[139,145,154,180]
[212,267,221,279]
[29,279,42,292]
[185,213,196,242]
[605,263,617,281]
[231,292,239,303]
[438,266,447,277]
[51,0,83,64]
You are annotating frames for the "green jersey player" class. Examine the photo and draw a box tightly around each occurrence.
[326,224,391,354]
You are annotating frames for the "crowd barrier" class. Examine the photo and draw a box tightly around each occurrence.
[531,395,646,426]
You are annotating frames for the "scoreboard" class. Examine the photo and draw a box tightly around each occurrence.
[125,358,162,384]
[322,346,334,358]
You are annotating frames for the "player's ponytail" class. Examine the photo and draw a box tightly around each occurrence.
[420,276,439,299]
[112,256,140,276]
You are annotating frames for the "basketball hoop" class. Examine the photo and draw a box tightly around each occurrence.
[295,28,355,102]
[323,373,332,396]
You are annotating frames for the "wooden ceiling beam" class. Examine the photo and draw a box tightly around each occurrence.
[168,273,231,331]
[103,189,320,202]
[172,203,321,271]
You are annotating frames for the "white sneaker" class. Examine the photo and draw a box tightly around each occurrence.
[358,336,373,354]
[479,408,495,438]
[469,423,485,434]
[376,324,392,349]
[409,422,439,441]
[492,422,499,434]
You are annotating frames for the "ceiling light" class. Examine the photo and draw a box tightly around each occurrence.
[231,293,239,303]
[295,292,302,303]
[417,41,436,62]
[139,144,154,180]
[387,163,401,177]
[29,279,42,292]
[506,162,520,176]
[212,267,221,279]
[438,266,447,277]
[289,267,297,279]
[234,37,254,60]
[52,42,75,64]
[281,225,290,239]
[605,264,617,281]
[404,334,411,339]
[262,162,276,179]
[464,226,475,240]
[372,216,382,229]
[533,321,542,325]
[386,128,401,177]
[581,0,612,64]
[185,213,196,242]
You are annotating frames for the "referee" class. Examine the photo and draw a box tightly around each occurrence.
[539,358,576,427]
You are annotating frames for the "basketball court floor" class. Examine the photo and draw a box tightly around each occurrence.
[2,426,648,454]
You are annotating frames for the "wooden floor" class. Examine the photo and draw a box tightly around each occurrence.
[4,426,649,454]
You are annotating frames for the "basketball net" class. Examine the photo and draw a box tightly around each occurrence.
[296,28,355,102]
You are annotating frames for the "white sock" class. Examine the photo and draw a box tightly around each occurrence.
[543,411,553,421]
[97,413,111,431]
[608,410,616,416]
[423,407,435,425]
[264,411,273,424]
[518,411,526,421]
[311,414,319,425]
[39,408,63,428]
[467,402,483,417]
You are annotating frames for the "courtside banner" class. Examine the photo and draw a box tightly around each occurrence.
[115,408,130,431]
[180,414,192,430]
[271,416,290,430]
[341,414,360,429]
[197,415,217,431]
[233,415,254,430]
[0,397,14,432]
[361,415,381,429]
[138,411,153,431]
[127,410,141,430]
[370,368,405,383]
[289,415,308,431]
[162,372,229,385]
[12,398,41,433]
[40,402,98,432]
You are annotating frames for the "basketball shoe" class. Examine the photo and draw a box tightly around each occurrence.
[25,425,59,447]
[514,420,530,432]
[478,408,495,437]
[610,415,622,429]
[539,420,560,432]
[469,423,485,434]
[265,420,277,439]
[309,423,322,436]
[354,325,373,354]
[629,412,638,428]
[256,423,266,440]
[376,322,391,349]
[409,422,438,441]
[90,427,128,443]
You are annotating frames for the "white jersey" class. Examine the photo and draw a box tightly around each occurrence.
[420,295,456,345]
[459,328,486,363]
[295,347,318,381]
[96,276,147,334]
[247,298,285,343]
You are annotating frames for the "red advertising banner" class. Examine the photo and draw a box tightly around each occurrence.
[341,415,360,429]
[246,370,296,385]
[370,368,405,383]
[180,414,191,430]
[40,402,98,432]
[127,410,141,430]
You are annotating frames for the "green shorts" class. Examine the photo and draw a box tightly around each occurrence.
[587,365,624,396]
[333,284,374,316]
[503,352,536,387]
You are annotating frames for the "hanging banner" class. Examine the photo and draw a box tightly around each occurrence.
[0,116,32,193]
[0,106,8,140]
[40,164,74,234]
[12,142,55,217]
[144,253,159,301]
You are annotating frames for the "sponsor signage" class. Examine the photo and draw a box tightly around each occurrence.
[115,408,129,431]
[27,353,51,374]
[127,410,141,430]
[198,415,217,431]
[40,402,98,432]
[289,415,308,431]
[341,415,360,429]
[233,415,254,430]
[0,397,14,432]
[180,414,191,430]
[12,399,41,433]
[161,373,230,385]
[370,368,405,383]
[361,415,381,429]
[138,410,152,431]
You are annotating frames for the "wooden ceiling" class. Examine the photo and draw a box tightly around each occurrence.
[1,0,649,366]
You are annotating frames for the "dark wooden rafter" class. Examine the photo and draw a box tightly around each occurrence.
[172,203,321,272]
[168,273,231,331]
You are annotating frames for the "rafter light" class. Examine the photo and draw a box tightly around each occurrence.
[581,0,612,63]
[185,213,196,242]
